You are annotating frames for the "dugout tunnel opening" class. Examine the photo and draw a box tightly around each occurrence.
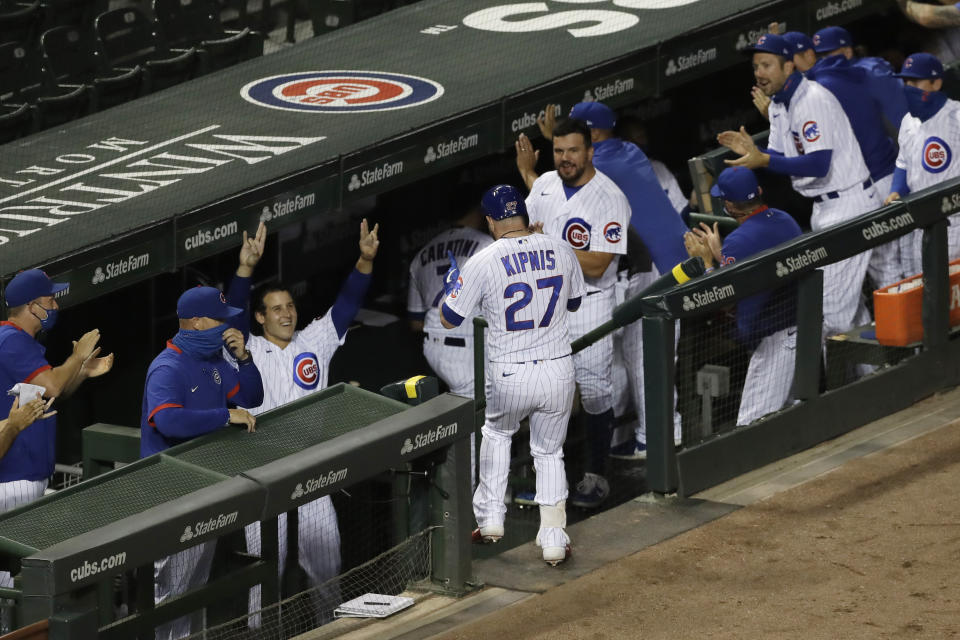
[0,384,475,639]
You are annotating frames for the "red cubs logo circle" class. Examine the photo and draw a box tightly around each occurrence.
[293,352,320,390]
[562,217,592,249]
[603,222,622,243]
[923,137,952,173]
[241,71,444,113]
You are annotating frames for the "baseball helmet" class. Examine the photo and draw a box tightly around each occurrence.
[481,185,528,221]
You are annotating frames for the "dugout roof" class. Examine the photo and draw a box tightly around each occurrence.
[0,0,891,306]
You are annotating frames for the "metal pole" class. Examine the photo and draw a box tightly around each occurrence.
[792,270,823,401]
[642,316,678,494]
[922,220,949,350]
[430,436,472,594]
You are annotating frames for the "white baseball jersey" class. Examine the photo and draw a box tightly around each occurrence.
[896,99,960,191]
[408,226,493,339]
[444,234,586,363]
[895,99,960,276]
[243,312,345,627]
[246,313,343,415]
[650,158,688,214]
[768,75,870,197]
[525,170,630,292]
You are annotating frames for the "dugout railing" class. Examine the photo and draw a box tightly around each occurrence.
[473,177,960,498]
[0,383,474,638]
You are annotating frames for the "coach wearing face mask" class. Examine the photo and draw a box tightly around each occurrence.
[0,269,112,510]
[141,285,263,458]
[141,285,263,640]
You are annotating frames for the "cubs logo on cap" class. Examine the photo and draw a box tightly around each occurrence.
[241,71,444,113]
[603,222,622,243]
[896,53,944,80]
[293,352,320,390]
[562,218,592,249]
[922,136,951,173]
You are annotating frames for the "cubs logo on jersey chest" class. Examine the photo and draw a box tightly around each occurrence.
[293,352,320,390]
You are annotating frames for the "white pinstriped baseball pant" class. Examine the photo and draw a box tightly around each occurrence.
[473,357,575,548]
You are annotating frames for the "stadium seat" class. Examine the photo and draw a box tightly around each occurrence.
[0,0,43,46]
[41,25,144,111]
[0,41,91,129]
[94,7,200,92]
[152,0,262,72]
[40,0,108,29]
[0,102,36,143]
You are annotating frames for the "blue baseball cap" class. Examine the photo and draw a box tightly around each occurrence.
[481,184,528,221]
[746,33,792,58]
[710,167,760,202]
[4,269,69,307]
[569,101,616,129]
[783,31,815,54]
[896,52,944,79]
[177,286,242,320]
[812,26,852,53]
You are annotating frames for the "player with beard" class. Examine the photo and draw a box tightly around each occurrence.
[519,118,630,509]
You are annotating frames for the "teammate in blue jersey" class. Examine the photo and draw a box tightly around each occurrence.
[684,167,802,425]
[142,284,263,640]
[0,269,112,598]
[812,26,908,130]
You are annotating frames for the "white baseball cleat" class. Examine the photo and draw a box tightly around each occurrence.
[542,544,572,566]
[471,524,504,544]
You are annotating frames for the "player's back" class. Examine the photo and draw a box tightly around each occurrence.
[409,226,492,336]
[465,233,585,364]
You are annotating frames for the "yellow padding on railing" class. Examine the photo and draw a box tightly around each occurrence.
[672,262,690,284]
[404,375,427,399]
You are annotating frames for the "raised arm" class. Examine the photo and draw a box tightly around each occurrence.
[230,221,267,338]
[329,219,380,338]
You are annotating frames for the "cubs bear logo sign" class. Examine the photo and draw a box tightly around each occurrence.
[802,121,820,143]
[603,222,622,243]
[922,137,952,173]
[293,352,320,390]
[241,71,444,113]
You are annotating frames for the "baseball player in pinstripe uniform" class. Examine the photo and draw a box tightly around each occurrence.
[769,30,905,287]
[408,194,493,398]
[685,168,803,426]
[719,33,880,340]
[884,53,960,275]
[227,220,380,625]
[439,184,585,566]
[518,118,630,507]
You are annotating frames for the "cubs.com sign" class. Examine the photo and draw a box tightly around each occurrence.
[241,71,444,113]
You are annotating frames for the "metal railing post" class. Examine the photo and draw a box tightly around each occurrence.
[642,316,678,494]
[792,270,824,401]
[922,220,950,350]
[430,436,472,594]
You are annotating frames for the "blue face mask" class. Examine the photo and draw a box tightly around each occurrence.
[173,325,225,359]
[904,84,948,122]
[32,304,57,331]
